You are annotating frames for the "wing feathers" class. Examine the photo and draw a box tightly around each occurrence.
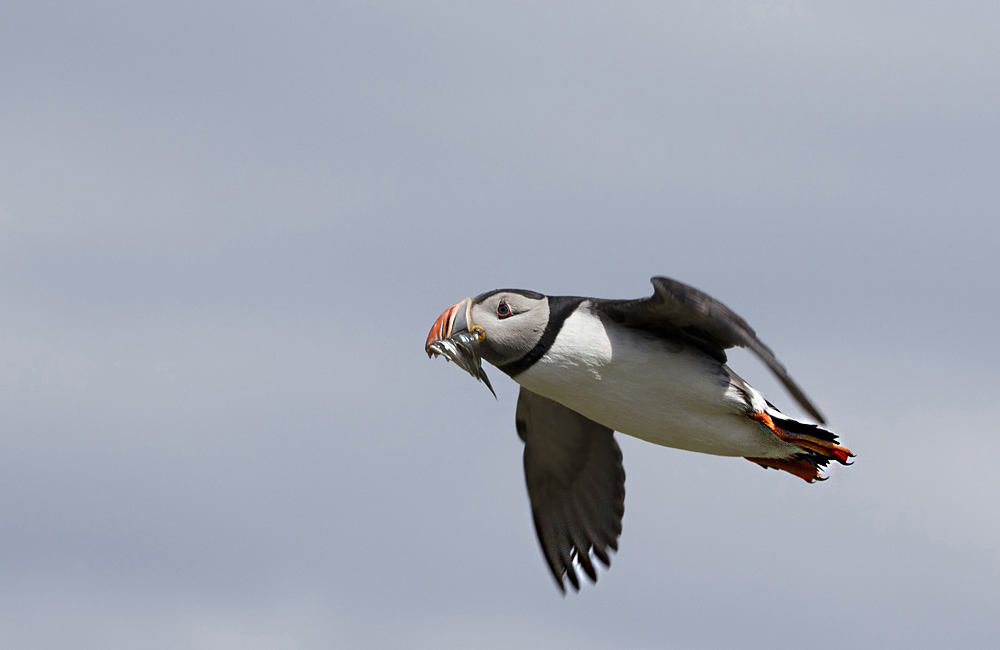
[516,387,625,592]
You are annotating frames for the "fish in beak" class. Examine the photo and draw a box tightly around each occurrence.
[425,298,496,398]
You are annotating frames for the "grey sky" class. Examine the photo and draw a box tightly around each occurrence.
[1,2,998,648]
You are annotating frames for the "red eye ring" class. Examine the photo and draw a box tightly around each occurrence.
[497,299,513,319]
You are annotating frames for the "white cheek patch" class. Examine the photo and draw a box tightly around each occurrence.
[481,297,550,366]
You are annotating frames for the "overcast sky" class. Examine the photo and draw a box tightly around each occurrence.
[1,2,998,649]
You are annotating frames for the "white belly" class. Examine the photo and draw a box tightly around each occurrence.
[514,304,792,458]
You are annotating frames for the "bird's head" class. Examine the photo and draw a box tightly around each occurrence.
[425,289,549,369]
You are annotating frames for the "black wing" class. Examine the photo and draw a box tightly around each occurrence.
[595,276,825,423]
[516,387,625,592]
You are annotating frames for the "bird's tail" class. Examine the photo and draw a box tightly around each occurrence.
[744,409,854,482]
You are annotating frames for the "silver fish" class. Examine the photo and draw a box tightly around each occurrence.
[426,330,497,398]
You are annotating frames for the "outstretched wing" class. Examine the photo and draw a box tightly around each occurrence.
[516,387,625,592]
[594,276,825,423]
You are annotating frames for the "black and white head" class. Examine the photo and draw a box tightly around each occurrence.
[425,289,549,370]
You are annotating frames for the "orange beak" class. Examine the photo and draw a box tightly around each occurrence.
[425,298,473,354]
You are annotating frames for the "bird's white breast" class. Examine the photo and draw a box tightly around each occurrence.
[515,302,786,458]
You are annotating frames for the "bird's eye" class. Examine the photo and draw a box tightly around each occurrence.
[497,299,513,319]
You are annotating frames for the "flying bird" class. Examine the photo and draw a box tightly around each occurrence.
[425,276,852,592]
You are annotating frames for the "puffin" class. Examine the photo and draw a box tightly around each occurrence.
[424,276,852,592]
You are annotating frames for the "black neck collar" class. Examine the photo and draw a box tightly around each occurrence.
[497,296,583,378]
